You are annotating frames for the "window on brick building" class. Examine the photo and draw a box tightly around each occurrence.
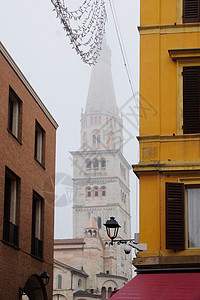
[3,167,19,248]
[31,191,43,259]
[183,0,200,23]
[8,87,22,141]
[35,121,45,166]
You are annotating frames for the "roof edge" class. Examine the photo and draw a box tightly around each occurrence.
[0,41,58,129]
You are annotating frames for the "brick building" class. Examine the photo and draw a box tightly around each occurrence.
[0,42,58,299]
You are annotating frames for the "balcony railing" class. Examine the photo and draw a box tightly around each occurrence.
[31,235,43,260]
[3,219,19,248]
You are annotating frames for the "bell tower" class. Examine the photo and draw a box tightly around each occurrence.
[71,39,132,278]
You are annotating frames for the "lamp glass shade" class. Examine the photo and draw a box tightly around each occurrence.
[104,217,121,241]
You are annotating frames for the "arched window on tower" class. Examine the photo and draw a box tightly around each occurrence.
[97,217,101,229]
[101,159,106,169]
[86,160,91,170]
[101,186,106,197]
[107,132,114,149]
[94,159,99,170]
[57,275,62,289]
[83,132,87,150]
[86,187,92,198]
[93,131,101,148]
[94,186,99,197]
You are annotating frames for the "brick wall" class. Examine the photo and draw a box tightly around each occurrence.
[0,45,57,299]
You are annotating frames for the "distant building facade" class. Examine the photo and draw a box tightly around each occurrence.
[0,42,58,299]
[53,40,132,300]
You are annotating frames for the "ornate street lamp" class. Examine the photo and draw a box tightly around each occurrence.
[104,217,121,244]
[104,217,147,252]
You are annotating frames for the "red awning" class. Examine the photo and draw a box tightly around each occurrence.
[110,273,200,300]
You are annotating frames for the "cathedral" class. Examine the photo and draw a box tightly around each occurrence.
[53,40,132,300]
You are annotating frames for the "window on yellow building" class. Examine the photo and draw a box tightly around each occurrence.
[187,188,200,248]
[183,0,200,23]
[183,66,200,133]
[166,182,200,250]
[168,49,200,134]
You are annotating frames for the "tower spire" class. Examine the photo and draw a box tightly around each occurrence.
[85,38,118,117]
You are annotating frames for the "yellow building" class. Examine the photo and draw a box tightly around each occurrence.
[133,0,200,271]
[111,1,200,299]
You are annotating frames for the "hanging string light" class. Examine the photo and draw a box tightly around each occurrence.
[51,0,107,65]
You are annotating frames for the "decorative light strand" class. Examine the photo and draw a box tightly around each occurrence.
[51,0,107,65]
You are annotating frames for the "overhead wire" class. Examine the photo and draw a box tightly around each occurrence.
[108,0,139,235]
[108,0,138,109]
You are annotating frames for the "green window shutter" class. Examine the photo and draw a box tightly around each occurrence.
[166,182,185,250]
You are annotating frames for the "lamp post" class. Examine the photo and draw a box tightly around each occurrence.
[40,271,50,286]
[104,217,147,252]
[19,271,50,299]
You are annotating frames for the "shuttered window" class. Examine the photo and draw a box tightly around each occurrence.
[166,182,185,250]
[183,66,200,134]
[183,0,200,23]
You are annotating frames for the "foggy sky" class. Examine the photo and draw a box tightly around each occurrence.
[0,0,140,238]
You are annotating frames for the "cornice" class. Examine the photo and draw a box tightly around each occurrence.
[73,204,131,218]
[137,134,200,143]
[73,176,130,191]
[138,23,200,35]
[133,162,200,176]
[168,48,200,61]
[0,42,58,129]
[96,273,128,281]
[70,149,119,156]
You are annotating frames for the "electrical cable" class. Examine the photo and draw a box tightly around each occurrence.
[108,0,138,109]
